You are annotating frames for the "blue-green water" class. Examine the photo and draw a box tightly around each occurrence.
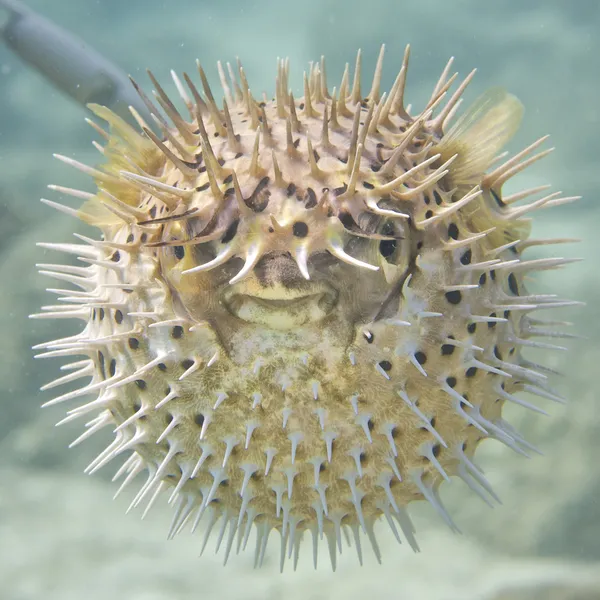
[0,1,598,598]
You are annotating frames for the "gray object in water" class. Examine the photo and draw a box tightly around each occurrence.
[0,0,152,125]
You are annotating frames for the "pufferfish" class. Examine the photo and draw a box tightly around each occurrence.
[33,45,580,570]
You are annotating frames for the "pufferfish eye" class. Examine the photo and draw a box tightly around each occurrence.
[378,237,397,258]
[340,211,405,267]
[378,220,400,262]
[377,220,404,264]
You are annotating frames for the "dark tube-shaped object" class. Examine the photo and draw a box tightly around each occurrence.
[0,0,152,126]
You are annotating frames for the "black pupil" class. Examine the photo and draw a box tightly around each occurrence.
[379,239,397,257]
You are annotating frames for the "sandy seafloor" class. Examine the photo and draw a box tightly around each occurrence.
[0,1,599,598]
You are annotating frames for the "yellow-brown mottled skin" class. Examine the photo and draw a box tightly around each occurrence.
[35,45,579,569]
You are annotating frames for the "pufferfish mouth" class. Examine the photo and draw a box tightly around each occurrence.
[222,282,338,330]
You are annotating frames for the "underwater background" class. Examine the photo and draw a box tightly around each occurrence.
[0,0,598,598]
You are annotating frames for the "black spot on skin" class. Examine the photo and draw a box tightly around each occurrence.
[379,360,392,372]
[221,220,239,244]
[488,313,497,329]
[441,344,455,356]
[479,273,487,286]
[367,419,375,431]
[425,210,433,219]
[432,444,441,457]
[109,359,117,377]
[98,308,105,321]
[292,222,309,237]
[171,326,184,339]
[508,273,519,295]
[194,413,205,427]
[234,152,243,159]
[181,359,194,370]
[445,290,462,305]
[304,188,317,209]
[448,223,459,240]
[433,191,443,205]
[111,251,120,262]
[114,310,123,325]
[414,351,427,365]
[128,337,139,350]
[126,233,134,243]
[460,249,472,265]
[149,206,157,219]
[490,188,506,207]
[494,345,503,360]
[423,194,430,205]
[338,211,355,229]
[466,367,478,378]
[363,331,374,343]
[135,379,146,390]
[174,246,185,260]
[196,182,210,192]
[362,181,375,189]
[140,233,147,243]
[333,184,348,197]
[446,376,457,388]
[97,351,106,379]
[388,426,399,440]
[223,174,233,184]
[245,177,271,212]
[490,270,496,281]
[286,183,297,197]
[467,322,477,334]
[155,363,166,372]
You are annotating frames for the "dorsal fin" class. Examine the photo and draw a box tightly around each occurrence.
[438,87,524,187]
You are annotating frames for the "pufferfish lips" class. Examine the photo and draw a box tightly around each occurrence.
[222,269,339,330]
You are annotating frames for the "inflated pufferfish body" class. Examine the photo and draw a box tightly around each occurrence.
[34,45,579,570]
